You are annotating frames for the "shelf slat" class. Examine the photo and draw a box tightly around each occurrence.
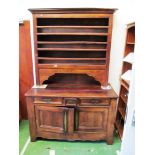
[37,25,109,28]
[118,108,126,120]
[38,64,106,69]
[115,122,123,139]
[38,57,106,61]
[127,42,135,45]
[121,80,129,91]
[120,94,127,104]
[37,48,107,51]
[37,33,108,36]
[37,41,107,44]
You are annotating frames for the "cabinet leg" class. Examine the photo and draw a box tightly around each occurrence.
[106,137,113,145]
[30,136,37,142]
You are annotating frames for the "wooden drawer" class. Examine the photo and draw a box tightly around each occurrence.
[34,97,63,105]
[79,98,110,106]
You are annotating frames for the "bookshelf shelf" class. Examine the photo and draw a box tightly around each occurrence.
[115,22,135,140]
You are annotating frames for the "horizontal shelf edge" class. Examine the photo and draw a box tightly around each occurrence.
[37,41,108,44]
[37,33,109,36]
[37,57,106,60]
[118,108,126,120]
[37,25,109,28]
[37,48,107,51]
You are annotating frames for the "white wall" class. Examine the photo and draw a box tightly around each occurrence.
[19,0,135,94]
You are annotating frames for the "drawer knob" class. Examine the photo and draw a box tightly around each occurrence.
[65,98,79,105]
[90,99,101,104]
[41,98,52,102]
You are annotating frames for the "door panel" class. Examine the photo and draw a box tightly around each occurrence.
[35,105,68,133]
[75,107,109,132]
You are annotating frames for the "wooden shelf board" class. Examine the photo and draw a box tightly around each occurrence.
[38,57,106,60]
[37,33,108,36]
[118,108,125,120]
[120,94,127,104]
[121,79,129,89]
[38,64,106,69]
[115,122,123,139]
[38,62,106,65]
[37,41,108,44]
[37,25,109,28]
[127,42,135,45]
[121,80,129,91]
[37,48,107,51]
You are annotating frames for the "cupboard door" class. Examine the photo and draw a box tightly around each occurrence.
[75,107,109,133]
[35,105,68,133]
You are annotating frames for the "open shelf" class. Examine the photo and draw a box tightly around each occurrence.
[37,25,109,28]
[37,18,109,26]
[38,60,106,65]
[122,62,132,74]
[37,26,108,34]
[37,32,108,36]
[37,41,107,52]
[38,57,106,60]
[120,94,127,104]
[43,73,101,87]
[118,108,126,120]
[37,41,107,44]
[116,121,123,139]
[38,50,106,58]
[116,22,135,140]
[37,48,106,51]
[115,111,124,139]
[127,26,135,43]
[32,9,115,86]
[37,35,107,42]
[127,42,135,45]
[121,80,128,90]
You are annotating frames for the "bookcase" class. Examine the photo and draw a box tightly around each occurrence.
[29,8,117,86]
[115,22,135,139]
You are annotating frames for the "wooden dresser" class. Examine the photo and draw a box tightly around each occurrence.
[25,78,118,144]
[25,8,118,145]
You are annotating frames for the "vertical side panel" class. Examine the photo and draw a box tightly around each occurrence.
[32,15,39,84]
[106,98,117,144]
[26,97,37,141]
[106,15,113,85]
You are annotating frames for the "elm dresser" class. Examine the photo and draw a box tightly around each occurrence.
[25,8,118,145]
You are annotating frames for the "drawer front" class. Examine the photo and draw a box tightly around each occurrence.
[64,98,80,106]
[79,98,110,106]
[34,97,63,105]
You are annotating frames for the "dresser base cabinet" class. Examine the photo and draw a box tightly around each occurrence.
[26,88,117,144]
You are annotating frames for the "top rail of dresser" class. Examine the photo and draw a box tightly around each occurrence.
[29,8,117,14]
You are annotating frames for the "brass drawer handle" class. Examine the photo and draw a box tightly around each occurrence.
[65,98,79,105]
[63,110,68,133]
[90,99,101,104]
[41,98,52,102]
